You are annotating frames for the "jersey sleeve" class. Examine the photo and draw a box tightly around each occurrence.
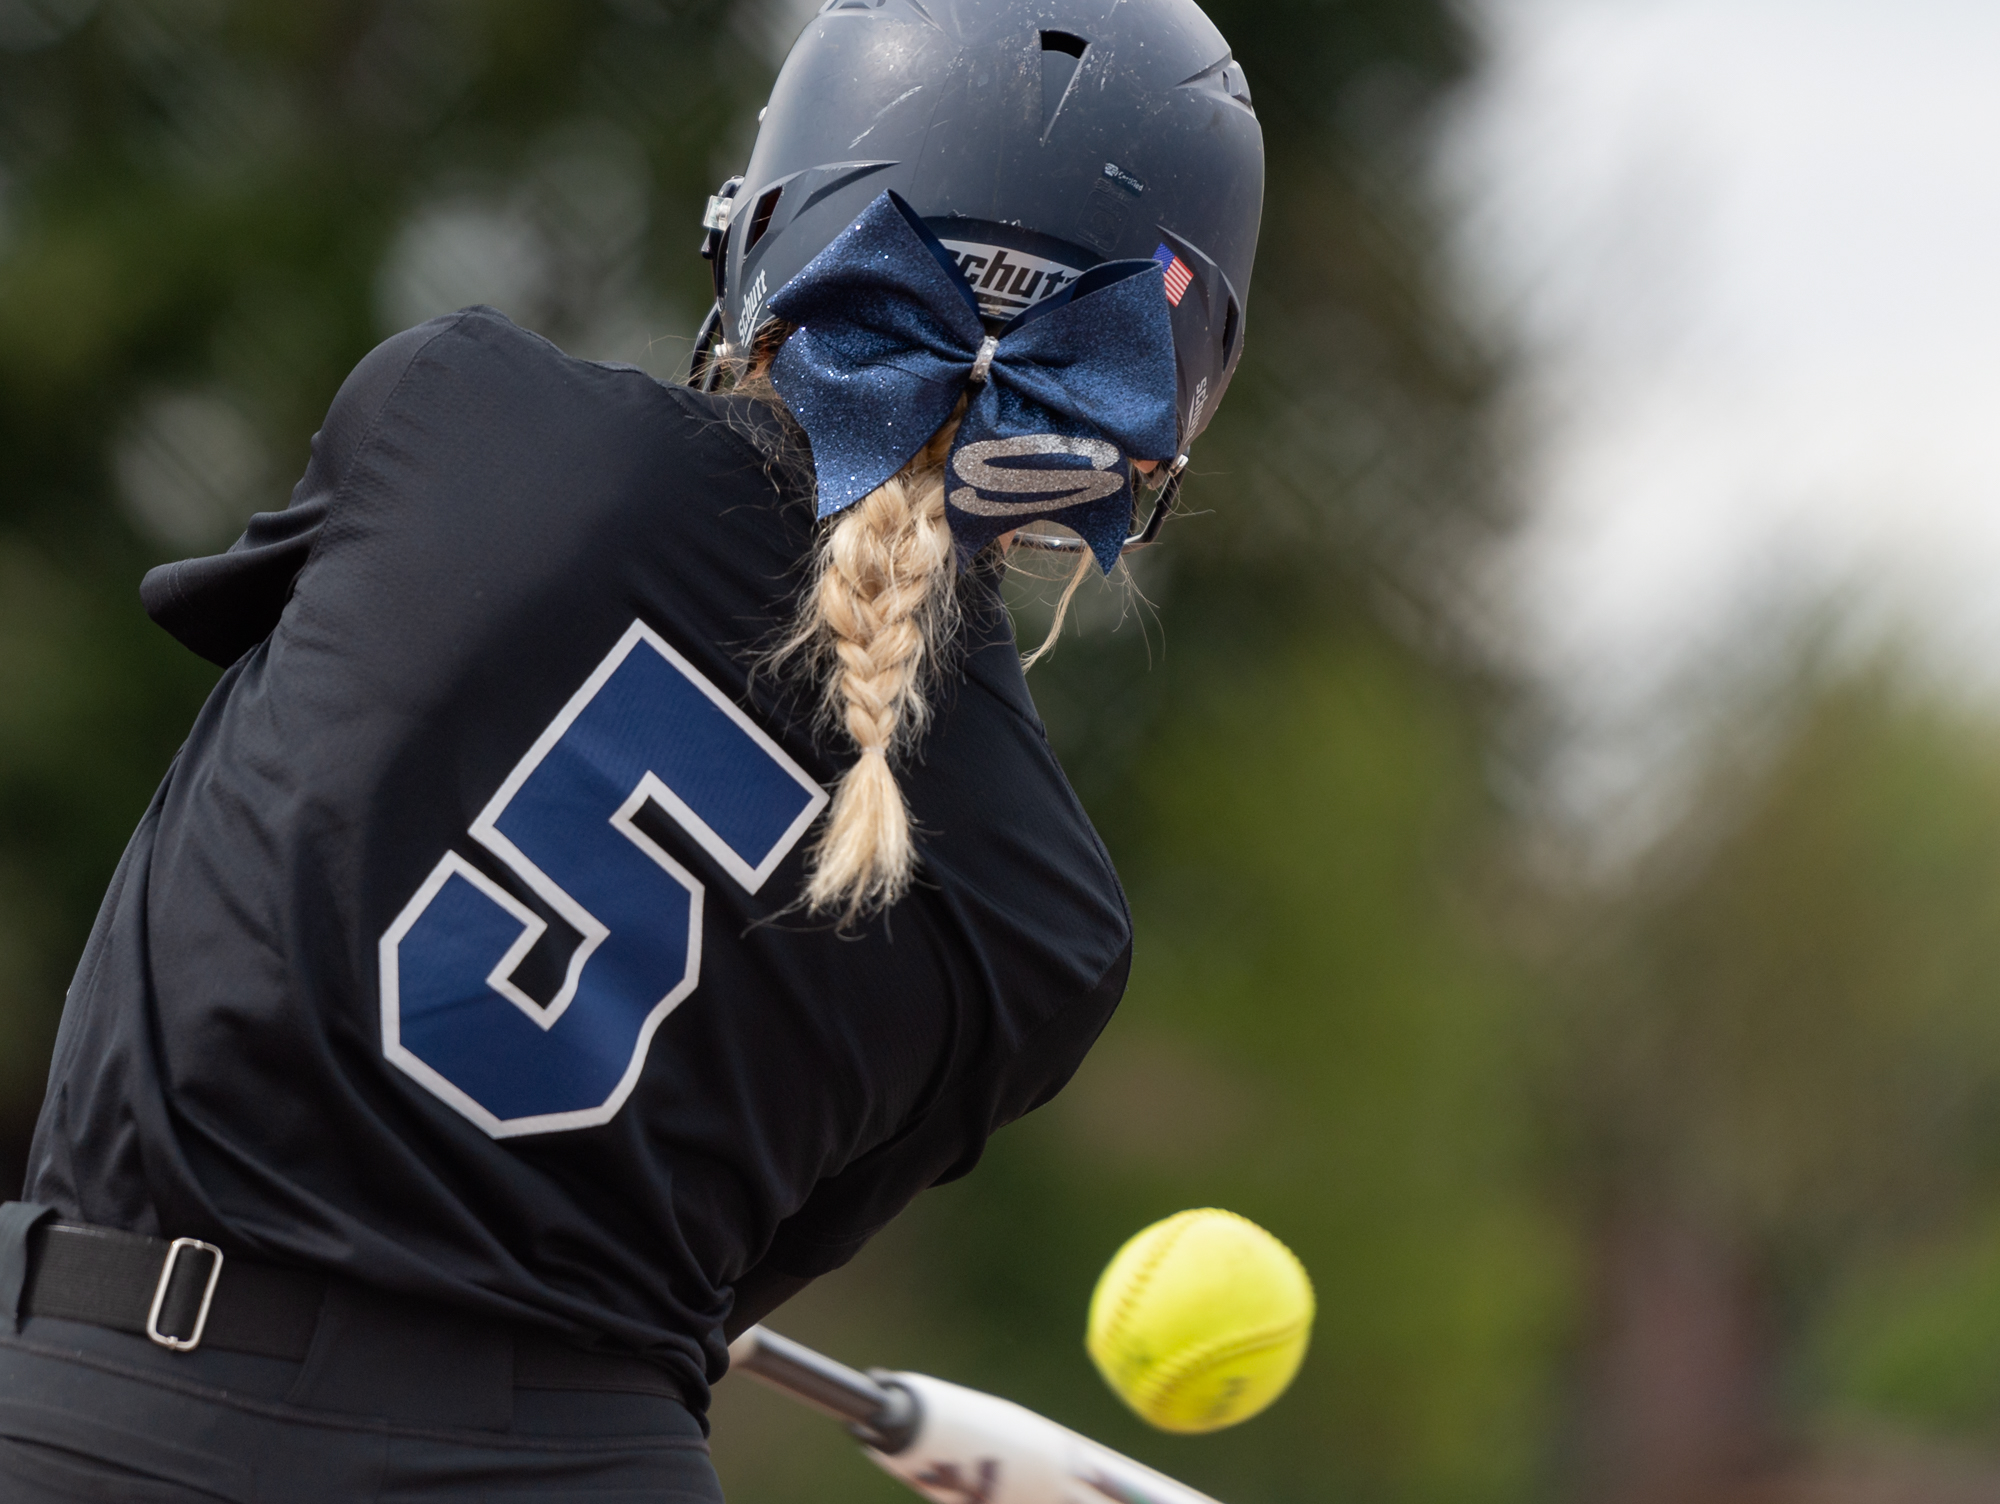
[758,941,1131,1278]
[139,316,461,666]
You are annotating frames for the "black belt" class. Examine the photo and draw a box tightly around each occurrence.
[20,1220,679,1399]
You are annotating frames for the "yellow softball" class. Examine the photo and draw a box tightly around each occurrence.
[1086,1208,1314,1434]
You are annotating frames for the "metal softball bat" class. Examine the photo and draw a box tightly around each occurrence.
[727,1326,1229,1504]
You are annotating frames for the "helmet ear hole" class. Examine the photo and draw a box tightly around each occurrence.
[745,186,785,254]
[1221,295,1239,364]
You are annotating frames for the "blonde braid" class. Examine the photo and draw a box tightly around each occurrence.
[774,415,962,923]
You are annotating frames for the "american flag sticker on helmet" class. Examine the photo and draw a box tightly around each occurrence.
[1153,244,1194,307]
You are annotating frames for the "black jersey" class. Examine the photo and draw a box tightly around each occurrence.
[24,308,1130,1411]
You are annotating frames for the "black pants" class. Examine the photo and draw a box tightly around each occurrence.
[0,1310,721,1501]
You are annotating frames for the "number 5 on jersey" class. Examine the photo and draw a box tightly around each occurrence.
[379,619,827,1137]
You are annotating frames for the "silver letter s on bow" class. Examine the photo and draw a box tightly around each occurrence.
[948,435,1126,517]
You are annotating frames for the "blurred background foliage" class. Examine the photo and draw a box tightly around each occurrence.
[7,2,2000,1503]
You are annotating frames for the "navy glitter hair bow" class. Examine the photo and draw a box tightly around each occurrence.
[766,191,1179,574]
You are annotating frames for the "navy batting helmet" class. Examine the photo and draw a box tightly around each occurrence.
[696,0,1264,499]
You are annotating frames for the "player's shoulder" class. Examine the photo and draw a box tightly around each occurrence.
[376,305,653,405]
[342,306,679,407]
[319,308,763,478]
[386,309,789,454]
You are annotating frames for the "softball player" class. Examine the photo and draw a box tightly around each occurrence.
[0,0,1262,1496]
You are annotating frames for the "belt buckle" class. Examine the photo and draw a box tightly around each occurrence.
[146,1237,224,1352]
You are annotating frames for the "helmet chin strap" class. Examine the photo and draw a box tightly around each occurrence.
[691,301,726,393]
[692,176,744,392]
[1010,453,1188,558]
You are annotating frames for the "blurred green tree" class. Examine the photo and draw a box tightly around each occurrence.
[1544,662,2000,1500]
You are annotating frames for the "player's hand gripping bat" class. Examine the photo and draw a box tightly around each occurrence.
[728,1326,1228,1504]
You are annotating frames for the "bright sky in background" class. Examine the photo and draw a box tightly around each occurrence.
[1441,0,2000,833]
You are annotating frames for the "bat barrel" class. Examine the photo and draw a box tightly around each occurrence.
[728,1325,920,1451]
